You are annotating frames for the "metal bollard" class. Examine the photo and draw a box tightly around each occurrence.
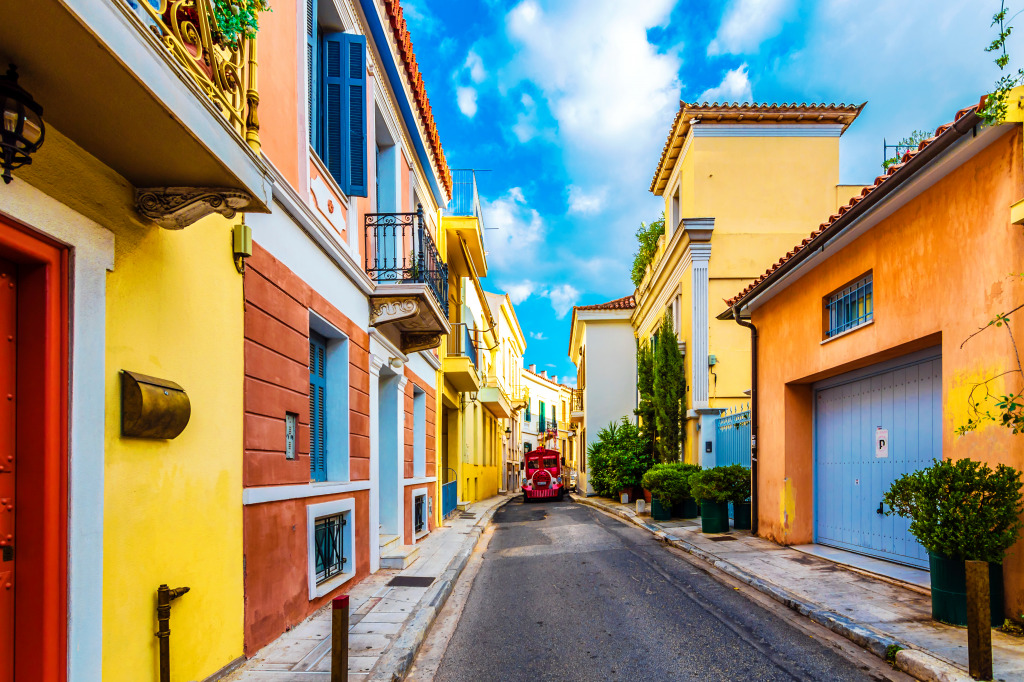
[331,594,349,682]
[965,560,993,681]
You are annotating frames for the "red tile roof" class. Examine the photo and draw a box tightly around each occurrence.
[724,97,986,310]
[651,101,865,194]
[382,0,452,197]
[575,295,636,311]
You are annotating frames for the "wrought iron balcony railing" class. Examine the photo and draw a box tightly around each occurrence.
[126,0,260,150]
[447,323,478,367]
[365,207,449,315]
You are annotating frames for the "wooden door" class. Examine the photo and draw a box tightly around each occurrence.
[0,257,17,682]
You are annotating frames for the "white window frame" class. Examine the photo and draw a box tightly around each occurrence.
[411,486,429,542]
[307,497,357,599]
[412,385,426,478]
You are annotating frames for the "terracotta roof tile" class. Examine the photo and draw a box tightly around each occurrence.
[382,0,451,196]
[575,295,636,311]
[724,98,986,309]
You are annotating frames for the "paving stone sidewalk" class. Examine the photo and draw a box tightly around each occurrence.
[573,494,1024,682]
[226,493,513,682]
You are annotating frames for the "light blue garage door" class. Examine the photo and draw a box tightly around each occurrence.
[814,350,941,569]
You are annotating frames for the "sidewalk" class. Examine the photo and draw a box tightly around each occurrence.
[226,493,513,682]
[573,494,1024,682]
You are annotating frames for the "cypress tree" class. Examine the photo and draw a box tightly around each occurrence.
[635,339,656,459]
[653,313,685,462]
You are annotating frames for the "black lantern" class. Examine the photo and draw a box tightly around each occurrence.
[0,65,44,185]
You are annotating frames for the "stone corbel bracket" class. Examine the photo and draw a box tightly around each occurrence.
[136,187,258,229]
[370,297,419,326]
[401,332,442,354]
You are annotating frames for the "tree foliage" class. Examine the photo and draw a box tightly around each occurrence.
[630,214,666,288]
[981,1,1024,124]
[883,458,1024,563]
[587,418,654,497]
[653,314,686,462]
[635,339,657,458]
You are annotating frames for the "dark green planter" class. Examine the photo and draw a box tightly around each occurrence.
[733,501,751,530]
[672,497,700,519]
[700,500,730,533]
[651,497,671,521]
[928,552,1005,627]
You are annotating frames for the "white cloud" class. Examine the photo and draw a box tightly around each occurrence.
[544,284,580,319]
[503,280,538,304]
[699,63,753,104]
[504,0,681,174]
[456,86,478,118]
[465,50,487,84]
[528,331,548,340]
[708,0,793,56]
[567,185,606,215]
[482,188,544,270]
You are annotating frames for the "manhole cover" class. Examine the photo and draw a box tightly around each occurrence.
[387,576,436,588]
[708,535,737,542]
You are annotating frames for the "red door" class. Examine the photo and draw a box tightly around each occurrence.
[0,257,16,682]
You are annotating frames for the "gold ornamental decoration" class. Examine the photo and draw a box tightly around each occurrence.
[135,0,260,151]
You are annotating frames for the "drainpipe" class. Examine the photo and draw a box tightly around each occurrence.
[731,307,759,534]
[156,584,190,682]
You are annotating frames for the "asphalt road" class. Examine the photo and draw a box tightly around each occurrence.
[433,498,880,682]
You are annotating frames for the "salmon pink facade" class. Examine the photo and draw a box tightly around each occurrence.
[725,99,1024,617]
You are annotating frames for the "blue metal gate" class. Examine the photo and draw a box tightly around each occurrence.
[715,404,751,468]
[814,353,940,569]
[441,480,458,519]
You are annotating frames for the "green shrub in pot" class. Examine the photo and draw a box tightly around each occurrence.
[883,457,1023,625]
[688,467,732,533]
[721,464,752,530]
[642,464,688,520]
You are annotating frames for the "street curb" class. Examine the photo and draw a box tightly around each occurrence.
[369,495,514,682]
[570,494,967,682]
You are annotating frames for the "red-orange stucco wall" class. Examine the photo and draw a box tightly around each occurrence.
[749,126,1024,615]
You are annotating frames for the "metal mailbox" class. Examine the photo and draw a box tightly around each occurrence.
[121,370,191,439]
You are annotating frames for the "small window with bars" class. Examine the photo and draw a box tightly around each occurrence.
[314,513,347,584]
[414,495,426,535]
[824,274,873,339]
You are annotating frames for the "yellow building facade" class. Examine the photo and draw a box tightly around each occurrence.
[634,102,865,466]
[485,291,528,492]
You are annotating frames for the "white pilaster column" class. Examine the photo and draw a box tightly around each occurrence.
[395,376,408,543]
[368,354,384,573]
[684,218,715,409]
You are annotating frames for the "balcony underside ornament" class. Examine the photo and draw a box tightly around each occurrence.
[401,332,442,353]
[136,187,258,229]
[370,297,419,326]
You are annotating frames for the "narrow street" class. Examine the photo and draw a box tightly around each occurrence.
[430,500,893,682]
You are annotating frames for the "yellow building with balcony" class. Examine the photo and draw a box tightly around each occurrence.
[634,102,865,467]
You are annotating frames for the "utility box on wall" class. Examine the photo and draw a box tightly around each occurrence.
[121,370,191,439]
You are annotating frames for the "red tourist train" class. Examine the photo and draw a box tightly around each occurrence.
[521,447,565,502]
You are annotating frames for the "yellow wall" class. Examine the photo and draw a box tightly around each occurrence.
[103,213,244,681]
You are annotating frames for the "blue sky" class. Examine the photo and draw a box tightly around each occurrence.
[403,0,1023,383]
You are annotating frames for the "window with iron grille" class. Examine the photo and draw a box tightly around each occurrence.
[824,274,873,339]
[314,513,346,584]
[414,495,426,535]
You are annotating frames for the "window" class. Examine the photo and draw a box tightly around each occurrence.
[824,274,873,339]
[307,0,367,197]
[309,333,327,482]
[543,457,557,468]
[412,487,429,539]
[314,513,346,583]
[306,498,356,598]
[309,314,350,482]
[413,386,426,478]
[539,401,546,429]
[525,400,531,422]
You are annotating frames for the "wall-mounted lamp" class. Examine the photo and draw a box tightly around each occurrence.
[468,391,478,402]
[389,357,405,370]
[505,426,512,435]
[0,65,45,185]
[232,218,252,273]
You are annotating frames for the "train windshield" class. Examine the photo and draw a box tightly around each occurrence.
[543,457,558,468]
[526,458,541,470]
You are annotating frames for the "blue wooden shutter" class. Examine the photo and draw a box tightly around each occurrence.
[306,0,318,151]
[539,401,546,429]
[343,34,367,196]
[309,333,327,482]
[321,32,345,186]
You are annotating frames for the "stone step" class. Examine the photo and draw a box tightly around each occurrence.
[380,544,420,570]
[379,534,400,553]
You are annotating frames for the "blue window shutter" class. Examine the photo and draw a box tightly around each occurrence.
[309,333,328,482]
[321,32,346,186]
[343,34,368,197]
[306,0,319,151]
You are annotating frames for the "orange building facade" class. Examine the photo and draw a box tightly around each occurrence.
[723,100,1024,616]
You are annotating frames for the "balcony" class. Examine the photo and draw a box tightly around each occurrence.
[442,323,480,393]
[365,209,451,353]
[442,169,487,277]
[570,388,584,423]
[509,385,529,413]
[479,376,511,419]
[1,0,270,226]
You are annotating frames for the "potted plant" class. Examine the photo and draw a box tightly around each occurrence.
[642,464,690,521]
[883,458,1023,626]
[688,467,732,533]
[672,463,701,519]
[723,464,752,530]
